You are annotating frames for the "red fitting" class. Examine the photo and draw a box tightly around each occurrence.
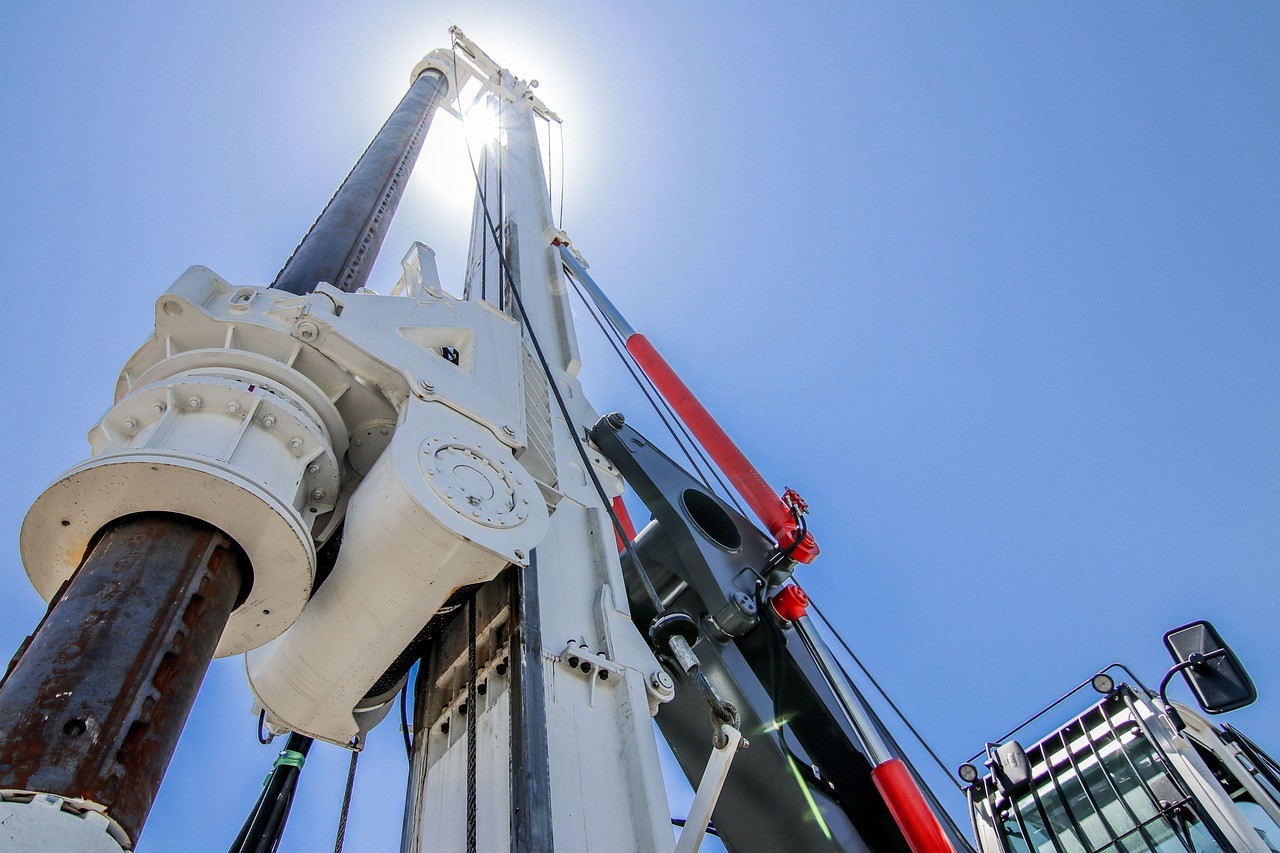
[778,524,820,564]
[770,584,810,623]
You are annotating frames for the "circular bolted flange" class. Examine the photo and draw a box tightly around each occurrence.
[419,436,528,529]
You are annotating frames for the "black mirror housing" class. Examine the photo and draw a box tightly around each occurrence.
[1164,620,1257,714]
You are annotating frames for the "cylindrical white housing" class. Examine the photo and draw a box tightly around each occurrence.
[0,794,129,853]
[246,401,548,745]
[21,366,341,657]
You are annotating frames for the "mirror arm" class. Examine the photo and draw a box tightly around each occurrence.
[1159,649,1227,732]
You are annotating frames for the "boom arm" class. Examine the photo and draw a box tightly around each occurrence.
[591,415,965,853]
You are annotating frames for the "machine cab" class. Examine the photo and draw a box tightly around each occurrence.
[966,685,1280,852]
[964,624,1280,852]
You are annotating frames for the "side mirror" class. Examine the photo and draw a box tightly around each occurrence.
[1163,620,1257,715]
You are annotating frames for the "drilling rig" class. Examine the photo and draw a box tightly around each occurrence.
[0,30,1276,853]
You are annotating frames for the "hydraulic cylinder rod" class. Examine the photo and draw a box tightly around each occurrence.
[272,67,448,295]
[557,242,818,563]
[0,514,247,848]
[795,616,955,853]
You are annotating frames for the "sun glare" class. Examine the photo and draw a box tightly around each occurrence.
[462,100,501,151]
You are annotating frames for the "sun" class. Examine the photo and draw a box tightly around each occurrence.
[461,97,502,152]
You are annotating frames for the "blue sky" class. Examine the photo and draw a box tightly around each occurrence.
[1,3,1277,851]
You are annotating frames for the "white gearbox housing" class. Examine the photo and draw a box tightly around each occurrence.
[21,274,349,656]
[246,398,548,745]
[22,256,554,741]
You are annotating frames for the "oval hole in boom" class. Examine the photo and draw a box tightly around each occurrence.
[681,489,742,552]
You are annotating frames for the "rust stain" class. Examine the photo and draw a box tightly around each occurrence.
[0,513,246,846]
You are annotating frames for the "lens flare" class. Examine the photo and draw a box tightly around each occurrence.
[462,100,501,150]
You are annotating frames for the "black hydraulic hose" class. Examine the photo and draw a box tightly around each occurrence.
[230,733,312,853]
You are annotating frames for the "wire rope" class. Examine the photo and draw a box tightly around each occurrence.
[332,746,359,853]
[466,596,478,853]
[807,599,962,792]
[450,39,663,614]
[566,274,717,495]
[562,269,750,518]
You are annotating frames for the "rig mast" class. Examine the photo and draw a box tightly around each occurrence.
[0,31,959,853]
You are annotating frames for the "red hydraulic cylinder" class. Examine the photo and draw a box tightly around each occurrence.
[556,241,818,563]
[611,495,639,552]
[625,333,818,562]
[871,758,957,853]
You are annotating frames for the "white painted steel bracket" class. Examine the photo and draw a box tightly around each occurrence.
[675,725,745,853]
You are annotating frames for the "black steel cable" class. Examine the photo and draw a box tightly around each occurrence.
[333,747,359,853]
[466,596,479,853]
[448,33,666,613]
[671,817,720,839]
[256,709,272,745]
[455,118,663,612]
[807,600,962,791]
[510,256,663,611]
[563,269,750,519]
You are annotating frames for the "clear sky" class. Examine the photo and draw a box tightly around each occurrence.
[1,3,1277,851]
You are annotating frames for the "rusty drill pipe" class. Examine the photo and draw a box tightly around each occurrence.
[0,513,247,847]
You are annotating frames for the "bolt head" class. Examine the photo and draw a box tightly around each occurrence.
[307,464,319,475]
[187,397,202,409]
[311,489,325,501]
[227,402,241,414]
[502,425,516,436]
[290,437,303,449]
[262,415,276,428]
[123,418,138,430]
[419,380,435,393]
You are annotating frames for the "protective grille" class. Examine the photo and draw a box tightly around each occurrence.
[520,343,556,489]
[979,689,1226,852]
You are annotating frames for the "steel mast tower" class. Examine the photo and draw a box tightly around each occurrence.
[395,34,677,853]
[0,31,677,853]
[0,30,965,853]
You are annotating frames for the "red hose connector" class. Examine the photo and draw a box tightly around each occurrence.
[770,584,810,623]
